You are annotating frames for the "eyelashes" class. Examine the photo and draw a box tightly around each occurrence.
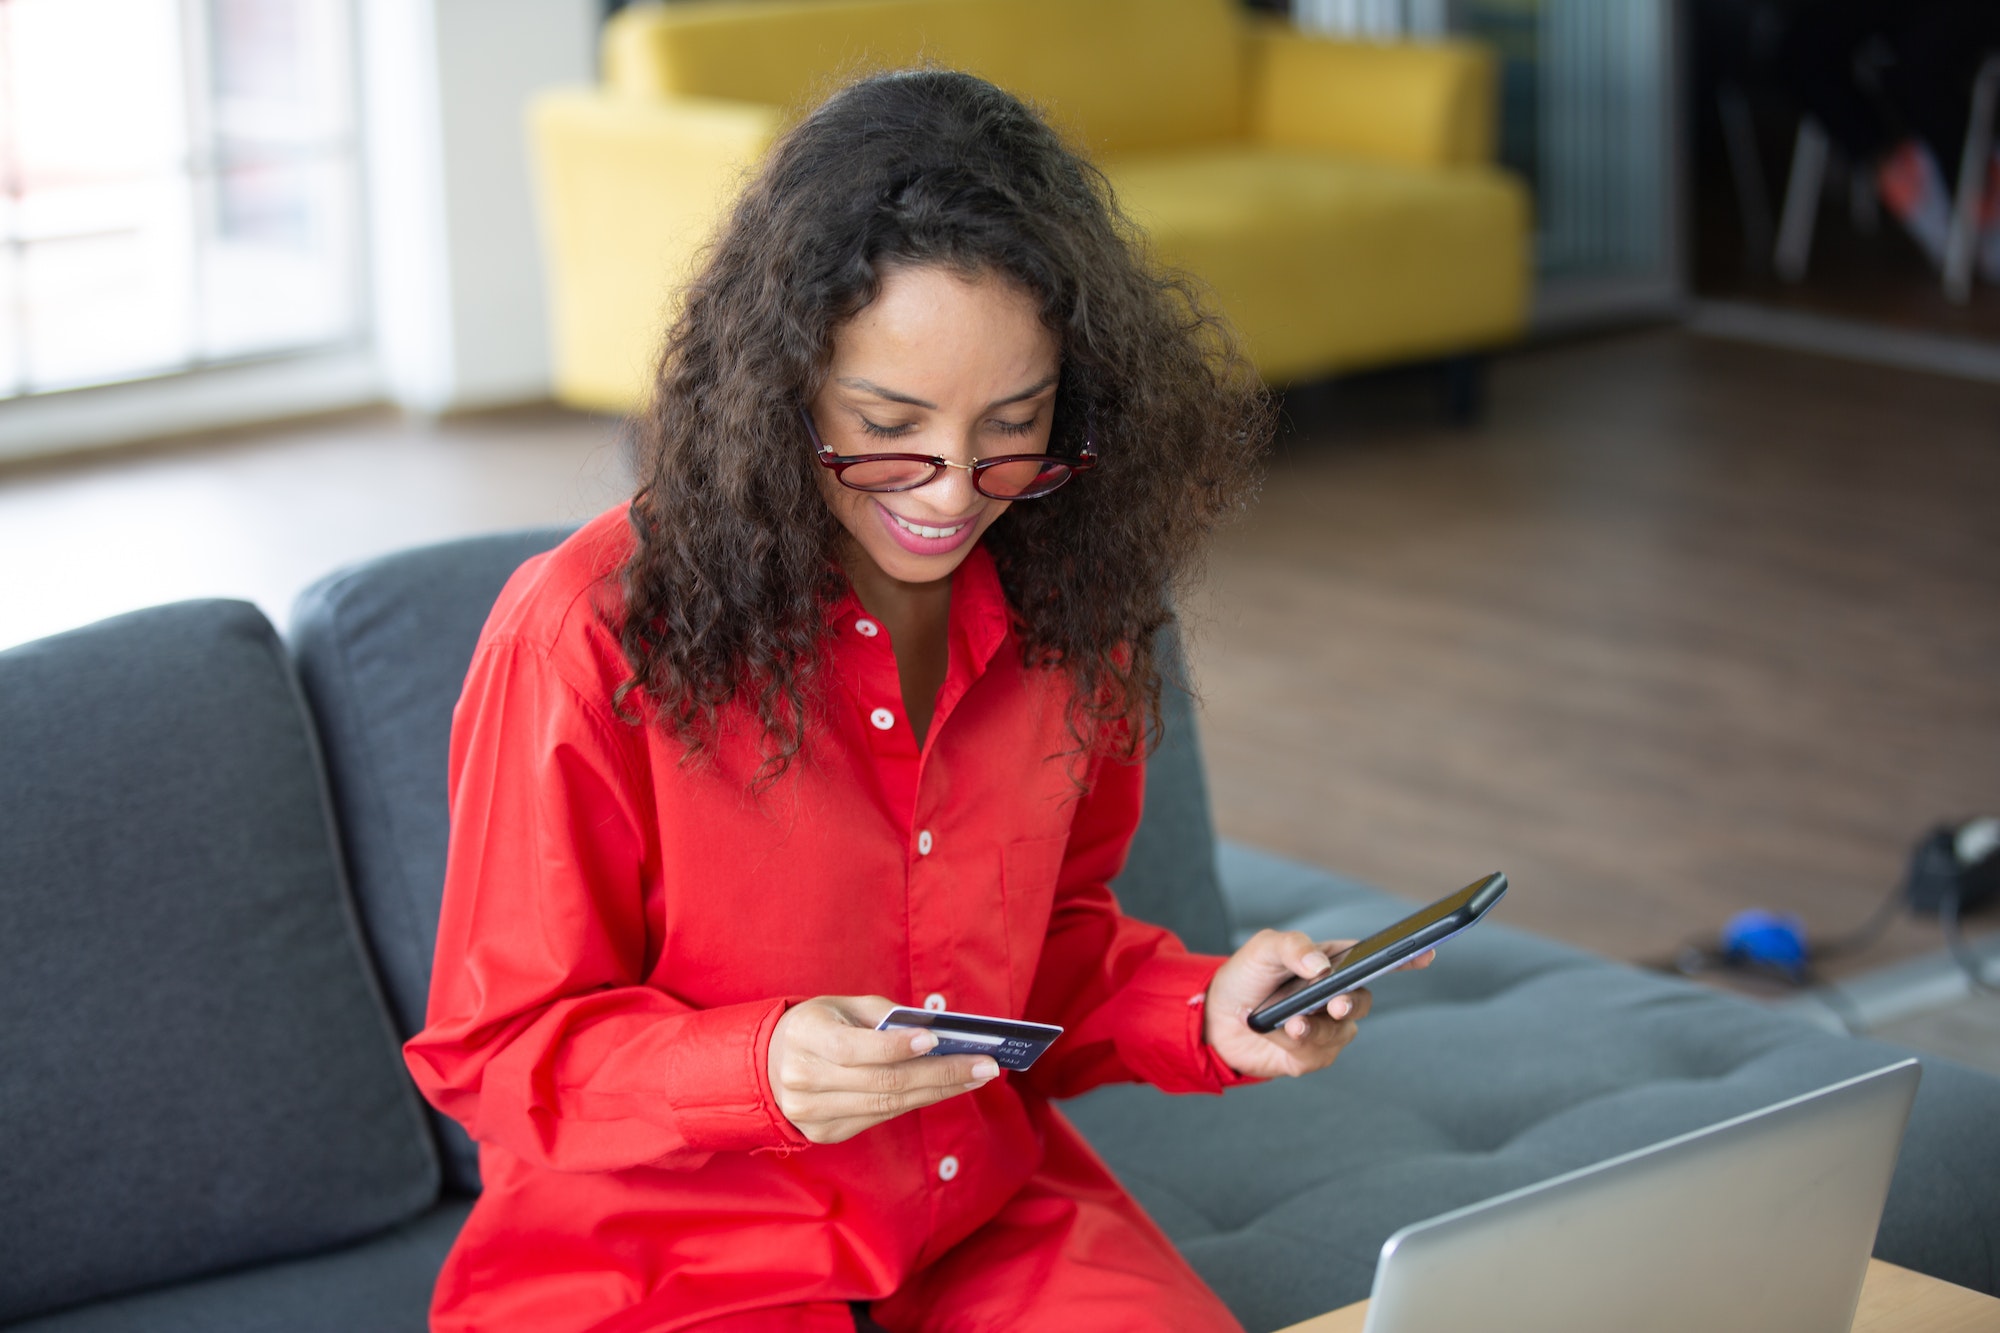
[858,416,1039,440]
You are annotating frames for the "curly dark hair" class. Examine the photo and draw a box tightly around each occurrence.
[617,67,1270,777]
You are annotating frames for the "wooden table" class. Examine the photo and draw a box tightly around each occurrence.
[1277,1259,2000,1333]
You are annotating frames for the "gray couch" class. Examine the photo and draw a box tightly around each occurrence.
[2,527,1995,1332]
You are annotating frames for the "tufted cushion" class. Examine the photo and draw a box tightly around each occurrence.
[1216,838,1388,945]
[0,602,439,1324]
[290,527,577,1195]
[1061,842,2000,1330]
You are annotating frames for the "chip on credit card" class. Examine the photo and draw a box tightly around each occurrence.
[874,1007,1064,1072]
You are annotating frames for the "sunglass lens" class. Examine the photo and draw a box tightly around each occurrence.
[978,460,1072,499]
[837,458,937,492]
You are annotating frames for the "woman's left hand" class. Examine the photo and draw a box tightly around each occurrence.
[1203,930,1434,1079]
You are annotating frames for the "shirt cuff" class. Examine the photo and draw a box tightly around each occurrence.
[654,997,814,1156]
[1117,952,1267,1094]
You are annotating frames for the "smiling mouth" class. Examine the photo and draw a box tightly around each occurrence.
[885,510,970,540]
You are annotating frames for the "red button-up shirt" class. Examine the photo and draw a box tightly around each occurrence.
[406,507,1246,1332]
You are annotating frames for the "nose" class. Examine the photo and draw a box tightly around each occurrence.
[916,451,983,512]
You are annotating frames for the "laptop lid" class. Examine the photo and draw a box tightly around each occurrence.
[1361,1060,1921,1333]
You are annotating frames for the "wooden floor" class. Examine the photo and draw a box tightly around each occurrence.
[1191,329,2000,978]
[3,328,1996,983]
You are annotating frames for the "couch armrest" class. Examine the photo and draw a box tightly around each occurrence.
[1244,23,1497,169]
[601,4,679,100]
[527,89,781,413]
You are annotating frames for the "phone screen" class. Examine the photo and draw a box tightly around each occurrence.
[1257,877,1492,1010]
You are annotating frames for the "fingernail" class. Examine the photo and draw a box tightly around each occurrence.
[1306,952,1331,976]
[911,1032,937,1053]
[1330,997,1351,1019]
[972,1059,999,1079]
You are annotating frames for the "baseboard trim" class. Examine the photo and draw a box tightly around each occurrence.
[1688,300,2000,385]
[0,351,385,465]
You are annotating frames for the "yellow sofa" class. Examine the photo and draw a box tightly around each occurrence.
[529,0,1532,413]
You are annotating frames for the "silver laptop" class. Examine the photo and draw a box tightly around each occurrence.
[1362,1060,1921,1333]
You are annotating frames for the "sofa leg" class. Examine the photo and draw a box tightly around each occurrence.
[1441,354,1487,426]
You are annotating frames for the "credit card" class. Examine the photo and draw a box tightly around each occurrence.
[875,1007,1064,1072]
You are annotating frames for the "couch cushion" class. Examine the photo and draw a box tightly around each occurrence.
[1103,147,1531,381]
[1218,840,1391,944]
[7,1201,471,1333]
[1108,638,1231,958]
[290,527,577,1195]
[0,602,440,1325]
[604,0,1247,155]
[1060,844,2000,1329]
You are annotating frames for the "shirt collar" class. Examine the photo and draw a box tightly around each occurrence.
[947,542,1012,678]
[826,541,1014,677]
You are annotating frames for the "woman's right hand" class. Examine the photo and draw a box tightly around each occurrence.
[767,996,999,1144]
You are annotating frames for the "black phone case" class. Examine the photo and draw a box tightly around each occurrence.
[1246,873,1507,1033]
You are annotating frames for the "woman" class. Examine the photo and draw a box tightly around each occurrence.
[406,69,1418,1332]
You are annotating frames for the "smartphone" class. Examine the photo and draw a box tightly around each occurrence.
[1246,872,1508,1033]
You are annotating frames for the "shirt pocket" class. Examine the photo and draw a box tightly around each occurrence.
[999,834,1069,1015]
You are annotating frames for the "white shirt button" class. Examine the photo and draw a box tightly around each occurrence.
[854,618,879,637]
[917,829,934,855]
[938,1155,960,1181]
[869,707,895,731]
[923,992,947,1012]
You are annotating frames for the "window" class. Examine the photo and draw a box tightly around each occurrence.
[0,0,361,399]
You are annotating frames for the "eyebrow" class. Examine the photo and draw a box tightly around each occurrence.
[836,375,1059,411]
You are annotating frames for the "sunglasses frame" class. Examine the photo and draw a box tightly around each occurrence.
[799,407,1096,501]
